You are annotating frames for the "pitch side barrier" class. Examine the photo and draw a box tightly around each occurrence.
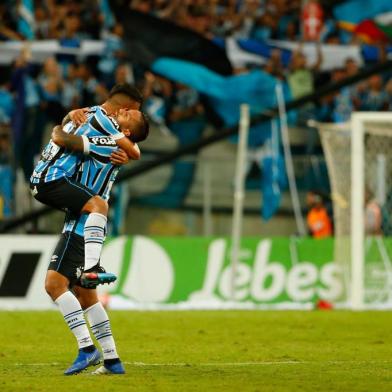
[1,59,392,233]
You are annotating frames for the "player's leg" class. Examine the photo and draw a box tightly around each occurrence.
[80,195,108,271]
[74,286,125,375]
[32,177,114,285]
[46,233,101,375]
[32,176,109,274]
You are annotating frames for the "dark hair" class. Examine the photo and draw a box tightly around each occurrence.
[109,83,143,105]
[129,112,149,143]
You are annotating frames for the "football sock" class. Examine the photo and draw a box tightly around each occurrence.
[84,212,107,271]
[55,291,94,349]
[85,302,119,360]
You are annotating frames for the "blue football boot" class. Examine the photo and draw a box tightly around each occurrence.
[80,265,117,288]
[64,347,101,375]
[92,359,125,375]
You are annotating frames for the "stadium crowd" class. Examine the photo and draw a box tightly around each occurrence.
[0,0,391,225]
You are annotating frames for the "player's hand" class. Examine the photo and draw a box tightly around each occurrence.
[110,148,129,165]
[69,108,88,126]
[51,125,65,146]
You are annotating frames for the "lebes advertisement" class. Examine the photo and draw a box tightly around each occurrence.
[0,236,346,310]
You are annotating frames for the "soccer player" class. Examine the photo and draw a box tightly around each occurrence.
[30,85,149,375]
[31,84,142,281]
[42,109,148,376]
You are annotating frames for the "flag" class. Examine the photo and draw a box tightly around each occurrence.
[260,121,287,220]
[151,57,289,217]
[334,0,392,27]
[18,0,35,40]
[353,19,390,43]
[333,0,392,43]
[151,57,279,110]
[268,39,362,71]
[237,39,292,67]
[113,8,232,75]
[151,57,281,146]
[223,38,266,68]
[98,0,115,30]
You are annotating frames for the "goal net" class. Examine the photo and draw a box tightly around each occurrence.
[317,112,392,310]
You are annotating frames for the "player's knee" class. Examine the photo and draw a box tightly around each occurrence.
[45,275,67,301]
[83,196,108,215]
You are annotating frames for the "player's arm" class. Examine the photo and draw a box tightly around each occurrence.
[52,125,84,151]
[51,126,129,165]
[61,108,89,127]
[116,137,140,160]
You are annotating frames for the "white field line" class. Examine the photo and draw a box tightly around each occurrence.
[11,360,392,367]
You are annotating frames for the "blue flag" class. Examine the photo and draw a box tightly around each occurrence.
[237,39,292,67]
[260,121,287,220]
[151,57,282,142]
[151,57,289,217]
[334,0,392,24]
[18,0,34,40]
[99,0,115,29]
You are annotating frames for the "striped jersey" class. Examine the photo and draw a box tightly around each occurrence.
[30,106,127,237]
[31,106,124,184]
[62,136,123,236]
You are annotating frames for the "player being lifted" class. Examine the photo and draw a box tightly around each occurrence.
[30,84,149,375]
[31,84,141,284]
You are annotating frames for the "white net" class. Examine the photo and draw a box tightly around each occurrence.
[317,116,392,308]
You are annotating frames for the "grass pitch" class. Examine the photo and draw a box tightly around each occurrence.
[1,311,392,391]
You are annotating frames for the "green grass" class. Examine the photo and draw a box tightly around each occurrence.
[1,311,392,391]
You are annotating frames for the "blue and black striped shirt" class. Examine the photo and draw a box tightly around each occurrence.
[31,106,124,185]
[31,106,126,236]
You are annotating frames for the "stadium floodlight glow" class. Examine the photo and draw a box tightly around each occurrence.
[318,112,392,310]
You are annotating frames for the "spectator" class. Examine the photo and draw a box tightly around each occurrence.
[0,76,14,125]
[143,71,172,127]
[330,67,353,123]
[354,75,388,112]
[57,12,82,76]
[37,57,66,124]
[306,190,333,238]
[34,5,50,40]
[62,63,83,109]
[10,47,43,178]
[287,45,322,126]
[385,78,392,110]
[263,49,285,80]
[365,188,382,235]
[251,12,279,41]
[0,71,13,164]
[0,3,21,41]
[131,0,153,14]
[78,62,108,107]
[98,23,125,88]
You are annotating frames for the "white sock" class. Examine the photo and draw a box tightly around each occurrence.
[85,302,119,360]
[55,291,94,349]
[84,212,107,271]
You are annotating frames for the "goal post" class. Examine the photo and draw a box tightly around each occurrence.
[317,112,392,310]
[350,113,366,310]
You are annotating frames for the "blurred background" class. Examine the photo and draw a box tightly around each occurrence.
[2,0,390,236]
[1,0,392,309]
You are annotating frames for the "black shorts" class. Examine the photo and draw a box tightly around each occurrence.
[30,177,96,215]
[49,232,95,289]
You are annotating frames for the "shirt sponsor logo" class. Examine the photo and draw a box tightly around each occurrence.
[90,136,116,146]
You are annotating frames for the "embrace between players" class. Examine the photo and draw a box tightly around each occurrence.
[29,83,149,375]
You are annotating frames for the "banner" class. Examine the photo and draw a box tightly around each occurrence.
[0,235,346,310]
[117,9,232,75]
[0,39,370,70]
